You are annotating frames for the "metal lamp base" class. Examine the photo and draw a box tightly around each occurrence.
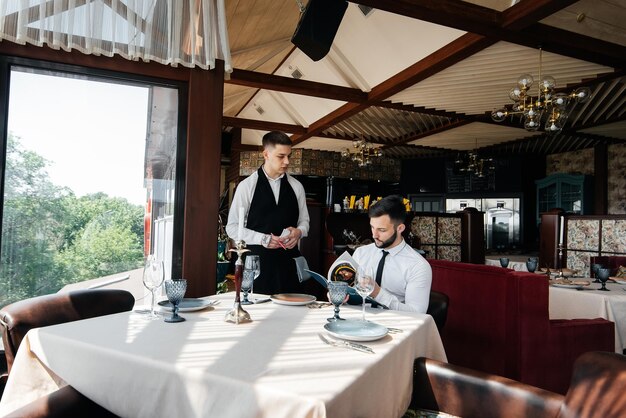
[224,301,252,324]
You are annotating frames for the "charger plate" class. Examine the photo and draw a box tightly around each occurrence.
[550,279,590,290]
[158,298,216,312]
[324,319,388,342]
[270,293,316,306]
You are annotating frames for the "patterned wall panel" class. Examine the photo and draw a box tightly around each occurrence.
[412,217,436,244]
[239,149,400,181]
[567,219,600,251]
[421,245,436,260]
[602,219,626,253]
[437,246,461,262]
[546,148,594,176]
[608,143,626,214]
[438,217,462,244]
[566,250,598,276]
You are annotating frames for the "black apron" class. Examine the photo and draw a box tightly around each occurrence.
[245,167,302,295]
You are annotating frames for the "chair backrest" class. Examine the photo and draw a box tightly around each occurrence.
[558,351,626,418]
[426,290,449,332]
[0,289,134,373]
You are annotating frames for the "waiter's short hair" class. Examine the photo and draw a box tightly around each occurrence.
[262,131,292,148]
[369,195,406,225]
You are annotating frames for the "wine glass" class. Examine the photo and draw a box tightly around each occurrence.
[499,257,510,268]
[241,266,254,305]
[596,268,610,291]
[355,266,375,321]
[142,257,165,320]
[591,263,603,283]
[327,281,348,322]
[164,279,187,322]
[526,258,538,273]
[246,255,261,301]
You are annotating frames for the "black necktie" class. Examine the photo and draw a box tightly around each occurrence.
[375,250,389,286]
[371,250,389,308]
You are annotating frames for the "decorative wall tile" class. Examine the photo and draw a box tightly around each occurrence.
[546,148,594,176]
[567,250,599,276]
[421,245,436,259]
[240,148,400,181]
[608,143,626,215]
[438,217,461,244]
[602,220,626,253]
[567,219,600,251]
[437,245,461,262]
[412,217,436,244]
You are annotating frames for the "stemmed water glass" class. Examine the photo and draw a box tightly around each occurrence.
[596,268,610,291]
[526,257,538,273]
[242,255,260,304]
[164,279,187,322]
[355,266,375,321]
[142,256,165,320]
[327,281,348,322]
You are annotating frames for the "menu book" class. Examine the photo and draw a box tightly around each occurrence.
[304,252,389,309]
[305,251,359,288]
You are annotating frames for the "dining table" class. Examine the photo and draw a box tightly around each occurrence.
[0,292,447,418]
[549,280,626,353]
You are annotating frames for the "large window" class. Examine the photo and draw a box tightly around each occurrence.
[0,61,185,307]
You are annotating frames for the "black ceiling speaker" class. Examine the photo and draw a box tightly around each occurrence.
[291,0,349,62]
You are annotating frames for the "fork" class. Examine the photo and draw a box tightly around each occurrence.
[318,333,374,354]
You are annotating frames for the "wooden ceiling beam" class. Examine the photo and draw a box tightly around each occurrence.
[222,116,306,134]
[291,33,494,145]
[350,0,624,67]
[227,68,367,102]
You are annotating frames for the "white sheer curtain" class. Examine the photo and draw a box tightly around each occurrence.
[0,0,232,71]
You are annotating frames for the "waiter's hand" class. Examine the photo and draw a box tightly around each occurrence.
[280,227,302,249]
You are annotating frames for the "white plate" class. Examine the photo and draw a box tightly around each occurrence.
[158,298,217,312]
[551,283,585,290]
[611,277,626,285]
[324,319,388,342]
[270,293,316,306]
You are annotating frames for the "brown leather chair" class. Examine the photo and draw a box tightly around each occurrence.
[410,351,626,418]
[426,290,449,332]
[0,289,134,416]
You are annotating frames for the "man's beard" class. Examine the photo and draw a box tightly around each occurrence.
[375,228,397,249]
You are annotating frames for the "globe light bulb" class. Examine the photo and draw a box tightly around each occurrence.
[545,118,563,133]
[524,118,540,131]
[509,87,522,101]
[540,76,556,92]
[491,108,508,122]
[517,73,534,89]
[553,93,569,109]
[574,87,591,103]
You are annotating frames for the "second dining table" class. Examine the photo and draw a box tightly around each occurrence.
[549,281,626,353]
[0,292,446,418]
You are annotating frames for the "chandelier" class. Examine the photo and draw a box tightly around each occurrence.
[491,48,592,134]
[341,135,383,167]
[454,139,495,178]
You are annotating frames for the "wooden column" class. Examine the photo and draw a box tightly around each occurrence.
[182,61,224,297]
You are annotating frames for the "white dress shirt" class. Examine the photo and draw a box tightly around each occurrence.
[353,240,431,313]
[226,168,310,245]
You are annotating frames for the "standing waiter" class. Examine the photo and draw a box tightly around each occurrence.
[226,131,310,295]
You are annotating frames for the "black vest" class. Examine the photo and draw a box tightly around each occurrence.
[245,167,302,294]
[246,167,299,235]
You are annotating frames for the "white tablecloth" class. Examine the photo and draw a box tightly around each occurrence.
[0,293,446,418]
[549,282,626,353]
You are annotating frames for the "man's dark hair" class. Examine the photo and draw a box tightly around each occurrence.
[262,131,292,148]
[369,195,406,225]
